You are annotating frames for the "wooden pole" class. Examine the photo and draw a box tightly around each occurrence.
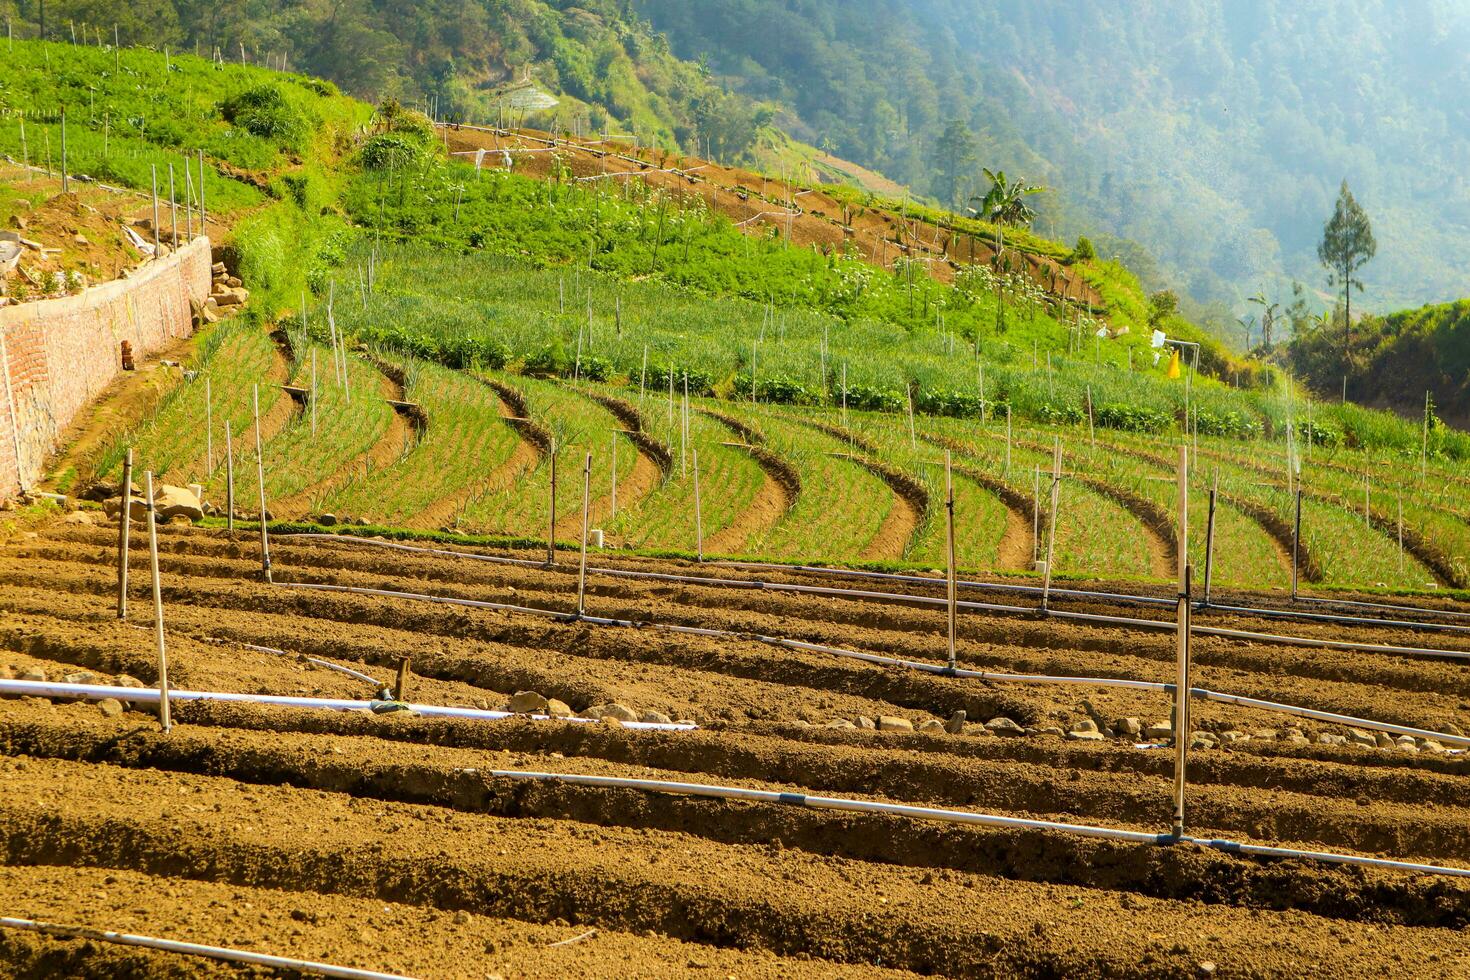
[1203,476,1218,606]
[394,656,410,702]
[944,451,957,670]
[144,470,172,734]
[1171,445,1191,838]
[310,350,317,434]
[225,421,234,531]
[610,432,618,516]
[116,449,133,619]
[60,107,68,193]
[546,438,557,564]
[575,452,592,616]
[1291,488,1302,601]
[253,385,272,582]
[1398,494,1405,574]
[168,163,177,251]
[1005,406,1012,477]
[1040,439,1062,611]
[197,149,206,233]
[693,448,704,562]
[150,164,160,260]
[1086,384,1095,450]
[204,378,212,472]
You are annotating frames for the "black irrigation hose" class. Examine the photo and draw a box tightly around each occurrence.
[277,534,1470,659]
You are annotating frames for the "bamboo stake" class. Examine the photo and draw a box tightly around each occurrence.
[252,386,272,582]
[575,453,592,615]
[1005,406,1012,476]
[144,470,172,733]
[944,451,957,670]
[204,378,212,471]
[547,438,557,564]
[1031,466,1041,564]
[394,656,410,702]
[1171,445,1191,838]
[693,448,704,561]
[168,163,177,251]
[225,421,234,531]
[198,149,206,233]
[310,350,318,434]
[609,432,618,517]
[116,449,133,619]
[150,164,160,260]
[1041,439,1062,610]
[1398,495,1405,574]
[1291,489,1302,601]
[1203,471,1218,606]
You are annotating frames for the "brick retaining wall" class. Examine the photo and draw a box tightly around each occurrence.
[0,236,212,499]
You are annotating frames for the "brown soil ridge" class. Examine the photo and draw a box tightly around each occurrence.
[555,388,666,539]
[578,388,674,474]
[273,357,415,518]
[699,411,801,555]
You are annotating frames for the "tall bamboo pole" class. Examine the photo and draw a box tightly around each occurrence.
[144,470,172,733]
[253,385,272,583]
[1171,445,1191,838]
[575,452,592,616]
[116,449,133,619]
[944,451,957,670]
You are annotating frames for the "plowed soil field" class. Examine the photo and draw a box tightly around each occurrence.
[2,517,1469,977]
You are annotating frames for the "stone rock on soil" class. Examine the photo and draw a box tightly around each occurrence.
[1067,730,1105,742]
[854,716,875,730]
[1145,721,1174,740]
[18,669,46,682]
[545,698,573,717]
[62,672,96,685]
[583,703,638,723]
[63,510,97,525]
[115,675,147,689]
[1347,729,1376,747]
[985,717,1026,737]
[944,709,966,735]
[1373,731,1396,749]
[917,719,946,734]
[153,484,204,522]
[640,710,673,725]
[1037,726,1065,738]
[97,698,124,718]
[826,719,856,729]
[1072,718,1098,734]
[1113,717,1142,736]
[876,716,913,732]
[318,513,338,526]
[505,691,549,714]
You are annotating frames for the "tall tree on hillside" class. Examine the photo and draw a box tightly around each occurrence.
[968,168,1045,262]
[1248,292,1280,348]
[932,119,978,210]
[1317,180,1376,361]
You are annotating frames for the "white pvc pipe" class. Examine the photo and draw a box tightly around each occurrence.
[0,680,695,731]
[0,917,413,980]
[273,581,1470,749]
[489,769,1470,879]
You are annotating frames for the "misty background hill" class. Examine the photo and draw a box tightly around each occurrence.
[635,0,1470,323]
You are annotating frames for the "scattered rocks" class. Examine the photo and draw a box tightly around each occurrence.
[1347,728,1377,748]
[544,698,573,718]
[115,675,147,689]
[1067,729,1105,742]
[826,719,856,729]
[153,484,205,522]
[640,710,673,725]
[63,510,97,525]
[1037,725,1066,738]
[854,716,875,730]
[18,668,46,682]
[984,716,1026,737]
[318,513,338,526]
[63,671,97,685]
[944,709,967,735]
[1444,722,1465,737]
[583,702,638,723]
[1373,731,1396,750]
[876,715,914,732]
[1145,721,1174,740]
[96,698,125,718]
[916,719,946,734]
[1112,717,1142,737]
[1072,718,1099,735]
[505,691,549,714]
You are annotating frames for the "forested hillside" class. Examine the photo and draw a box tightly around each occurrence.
[635,0,1470,319]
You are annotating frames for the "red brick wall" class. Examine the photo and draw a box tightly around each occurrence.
[0,236,212,499]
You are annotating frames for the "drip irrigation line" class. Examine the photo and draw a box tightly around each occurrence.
[0,917,415,979]
[276,535,1470,660]
[486,770,1470,879]
[277,537,1470,637]
[236,640,384,689]
[271,581,1470,749]
[0,679,695,732]
[1290,592,1470,622]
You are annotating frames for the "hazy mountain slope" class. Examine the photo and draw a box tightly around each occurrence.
[634,0,1470,316]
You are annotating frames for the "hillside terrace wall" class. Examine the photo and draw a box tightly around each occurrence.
[0,236,211,499]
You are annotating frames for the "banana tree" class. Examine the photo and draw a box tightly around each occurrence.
[967,168,1046,264]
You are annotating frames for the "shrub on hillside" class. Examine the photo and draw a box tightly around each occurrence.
[222,86,309,152]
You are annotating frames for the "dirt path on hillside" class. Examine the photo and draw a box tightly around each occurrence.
[699,411,800,555]
[273,361,416,519]
[415,384,535,532]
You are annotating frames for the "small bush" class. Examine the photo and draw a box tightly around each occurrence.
[221,86,308,152]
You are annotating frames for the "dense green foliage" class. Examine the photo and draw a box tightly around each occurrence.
[1289,299,1470,431]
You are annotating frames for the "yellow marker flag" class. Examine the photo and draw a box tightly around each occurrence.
[1166,348,1181,379]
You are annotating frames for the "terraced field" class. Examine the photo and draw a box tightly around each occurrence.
[2,518,1470,976]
